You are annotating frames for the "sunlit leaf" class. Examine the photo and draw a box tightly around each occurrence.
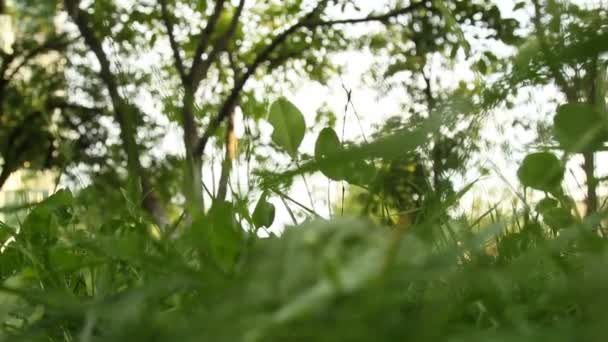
[268,97,306,158]
[314,127,345,180]
[252,194,275,229]
[517,152,564,192]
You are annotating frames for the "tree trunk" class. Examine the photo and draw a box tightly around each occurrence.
[116,101,168,227]
[64,0,168,227]
[583,58,601,217]
[182,88,204,211]
[216,109,236,202]
[583,151,598,216]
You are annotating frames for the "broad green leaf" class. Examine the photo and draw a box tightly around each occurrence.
[535,197,559,214]
[554,103,608,153]
[543,207,576,232]
[268,97,306,158]
[252,194,276,229]
[517,152,564,192]
[205,201,244,272]
[259,114,444,187]
[314,127,345,180]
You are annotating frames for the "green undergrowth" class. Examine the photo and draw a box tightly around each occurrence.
[1,190,608,341]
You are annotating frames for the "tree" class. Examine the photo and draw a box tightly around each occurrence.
[51,0,515,228]
[0,1,108,192]
[341,1,519,235]
[489,0,608,217]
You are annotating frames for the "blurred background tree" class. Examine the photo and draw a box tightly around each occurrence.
[1,0,523,231]
[339,1,520,240]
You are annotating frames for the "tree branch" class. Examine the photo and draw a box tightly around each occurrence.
[64,1,121,98]
[0,111,43,192]
[194,1,424,157]
[190,0,245,89]
[0,52,14,80]
[1,36,72,116]
[3,35,73,83]
[0,53,15,108]
[308,2,425,28]
[189,0,226,88]
[159,0,186,82]
[0,167,12,191]
[64,0,168,227]
[46,98,105,113]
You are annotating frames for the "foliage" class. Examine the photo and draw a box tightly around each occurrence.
[3,188,608,341]
[2,0,608,341]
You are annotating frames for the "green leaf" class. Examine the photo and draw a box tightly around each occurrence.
[344,160,377,187]
[22,190,73,248]
[49,246,85,271]
[252,194,276,229]
[513,2,526,11]
[205,201,244,272]
[543,207,575,231]
[268,97,306,158]
[536,197,559,214]
[260,114,444,186]
[517,152,564,192]
[314,127,345,180]
[475,59,488,74]
[554,103,608,153]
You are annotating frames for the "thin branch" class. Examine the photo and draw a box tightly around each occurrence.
[0,53,15,80]
[0,111,43,191]
[46,99,105,113]
[194,1,424,157]
[64,1,120,97]
[1,35,72,92]
[189,0,226,88]
[0,166,12,191]
[191,0,245,89]
[159,0,186,82]
[273,188,323,219]
[194,3,325,157]
[308,2,425,28]
[0,53,15,107]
